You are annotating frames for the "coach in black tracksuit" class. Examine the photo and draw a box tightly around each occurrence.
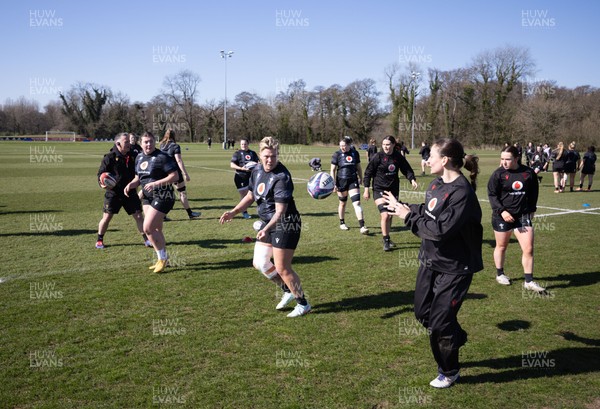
[363,135,417,251]
[95,132,147,249]
[384,138,483,388]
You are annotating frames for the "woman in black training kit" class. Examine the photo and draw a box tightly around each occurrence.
[384,138,483,388]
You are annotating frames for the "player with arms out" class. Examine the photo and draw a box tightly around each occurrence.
[488,145,544,292]
[384,138,483,388]
[96,132,150,249]
[330,138,368,233]
[230,138,260,219]
[125,132,179,273]
[363,135,418,251]
[220,136,311,318]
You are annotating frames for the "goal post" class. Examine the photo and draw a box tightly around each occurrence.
[45,131,76,142]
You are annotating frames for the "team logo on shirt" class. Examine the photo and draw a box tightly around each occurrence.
[346,155,353,162]
[427,197,438,212]
[140,161,149,170]
[257,182,266,195]
[512,181,523,191]
[388,164,396,172]
[245,154,251,161]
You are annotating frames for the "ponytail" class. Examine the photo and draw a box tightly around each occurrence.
[464,154,479,191]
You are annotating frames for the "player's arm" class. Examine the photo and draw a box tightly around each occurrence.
[399,155,418,189]
[220,190,255,223]
[124,175,140,197]
[174,153,190,181]
[356,163,363,185]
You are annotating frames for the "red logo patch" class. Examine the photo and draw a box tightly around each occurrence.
[257,183,266,195]
[427,198,438,212]
[512,181,523,191]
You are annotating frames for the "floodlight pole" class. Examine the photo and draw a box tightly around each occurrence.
[220,50,234,149]
[410,71,421,150]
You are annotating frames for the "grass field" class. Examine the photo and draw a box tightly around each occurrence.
[0,141,599,409]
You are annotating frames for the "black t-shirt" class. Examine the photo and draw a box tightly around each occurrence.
[97,146,136,193]
[564,149,580,172]
[331,149,361,180]
[130,144,143,159]
[404,174,483,275]
[487,165,539,216]
[135,149,179,189]
[231,149,259,176]
[582,151,597,173]
[248,162,299,223]
[160,141,181,158]
[419,145,431,160]
[363,150,416,191]
[367,145,378,161]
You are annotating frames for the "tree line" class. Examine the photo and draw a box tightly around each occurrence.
[1,45,598,148]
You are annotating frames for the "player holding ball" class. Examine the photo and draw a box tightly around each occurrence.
[95,132,150,250]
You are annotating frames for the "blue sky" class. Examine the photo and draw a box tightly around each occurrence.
[1,0,598,108]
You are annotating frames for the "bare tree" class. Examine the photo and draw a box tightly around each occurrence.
[162,70,201,142]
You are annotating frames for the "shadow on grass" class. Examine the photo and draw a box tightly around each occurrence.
[312,290,414,316]
[543,271,600,289]
[0,209,64,216]
[170,238,248,249]
[185,255,337,271]
[497,320,531,331]
[460,346,600,384]
[301,211,338,217]
[0,229,96,237]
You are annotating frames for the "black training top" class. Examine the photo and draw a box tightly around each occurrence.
[248,162,299,224]
[97,146,137,192]
[487,165,539,216]
[159,141,181,158]
[582,151,597,174]
[135,149,179,189]
[363,150,416,191]
[231,149,260,176]
[404,174,483,275]
[331,148,361,180]
[419,145,431,160]
[367,145,378,161]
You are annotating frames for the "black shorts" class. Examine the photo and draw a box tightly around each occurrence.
[261,214,302,250]
[142,189,175,214]
[103,191,142,215]
[336,176,360,192]
[582,166,595,175]
[234,173,251,190]
[492,213,533,232]
[374,187,399,201]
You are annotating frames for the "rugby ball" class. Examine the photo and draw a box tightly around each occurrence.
[307,171,334,199]
[243,161,258,170]
[99,172,117,189]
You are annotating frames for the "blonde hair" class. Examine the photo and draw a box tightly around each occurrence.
[569,141,576,150]
[259,136,279,153]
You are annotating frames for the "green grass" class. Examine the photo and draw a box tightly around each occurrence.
[0,141,599,409]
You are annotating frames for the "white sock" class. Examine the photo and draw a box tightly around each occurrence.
[156,248,168,260]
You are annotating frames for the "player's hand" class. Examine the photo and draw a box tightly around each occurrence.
[256,229,268,242]
[411,179,419,190]
[143,182,156,192]
[219,211,234,224]
[501,211,515,223]
[123,183,131,197]
[185,173,191,182]
[363,189,370,201]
